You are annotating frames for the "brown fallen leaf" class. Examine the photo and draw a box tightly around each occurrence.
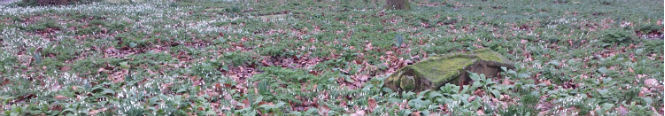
[108,69,128,83]
[17,55,32,67]
[617,105,628,116]
[318,103,330,116]
[502,78,513,85]
[644,78,659,88]
[242,99,250,108]
[476,109,485,115]
[468,96,477,102]
[542,80,552,86]
[11,94,35,104]
[410,111,422,116]
[350,110,365,116]
[55,95,68,100]
[537,111,549,116]
[89,108,108,115]
[60,65,71,71]
[639,87,650,97]
[368,98,376,112]
[473,89,485,96]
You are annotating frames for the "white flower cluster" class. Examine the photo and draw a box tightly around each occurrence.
[0,2,165,16]
[0,28,50,54]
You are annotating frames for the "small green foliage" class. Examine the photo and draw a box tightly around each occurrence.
[600,29,637,47]
[500,93,539,116]
[643,39,664,54]
[636,24,663,35]
[19,19,60,32]
[258,44,295,57]
[220,51,257,67]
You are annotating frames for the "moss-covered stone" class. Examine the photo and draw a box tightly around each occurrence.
[384,48,514,92]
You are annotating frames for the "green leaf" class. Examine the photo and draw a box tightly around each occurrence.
[176,88,187,93]
[259,101,285,110]
[403,92,416,98]
[518,73,530,78]
[470,73,482,81]
[547,60,560,66]
[440,84,460,94]
[472,81,483,89]
[129,42,138,48]
[597,89,609,96]
[100,89,115,95]
[394,34,404,47]
[426,91,443,99]
[491,90,501,98]
[641,97,653,105]
[601,103,614,110]
[598,67,610,74]
[460,85,472,94]
[305,108,318,114]
[119,62,130,69]
[32,52,42,65]
[399,109,412,116]
[408,99,428,109]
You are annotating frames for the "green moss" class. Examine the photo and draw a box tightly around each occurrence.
[399,76,416,91]
[473,48,510,63]
[410,55,475,85]
[384,49,512,92]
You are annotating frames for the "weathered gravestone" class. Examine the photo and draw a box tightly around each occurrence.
[384,49,514,92]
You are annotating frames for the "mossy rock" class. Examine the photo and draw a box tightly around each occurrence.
[384,49,514,92]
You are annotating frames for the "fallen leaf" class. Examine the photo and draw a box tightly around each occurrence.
[476,109,485,115]
[537,111,549,116]
[644,78,659,88]
[368,98,376,112]
[17,55,32,67]
[89,108,108,115]
[318,104,330,116]
[242,99,250,108]
[60,65,71,71]
[617,105,628,116]
[108,69,128,83]
[542,80,552,86]
[350,110,365,116]
[55,95,68,100]
[468,96,477,102]
[639,87,650,97]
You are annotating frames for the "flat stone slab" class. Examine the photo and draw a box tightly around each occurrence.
[384,49,514,92]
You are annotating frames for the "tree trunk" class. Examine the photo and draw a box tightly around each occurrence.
[385,0,410,10]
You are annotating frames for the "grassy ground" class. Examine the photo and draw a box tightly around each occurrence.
[0,0,663,115]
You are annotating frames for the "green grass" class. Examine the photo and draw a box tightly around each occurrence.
[0,0,663,115]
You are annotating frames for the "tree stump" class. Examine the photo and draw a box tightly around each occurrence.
[383,49,514,92]
[385,0,410,10]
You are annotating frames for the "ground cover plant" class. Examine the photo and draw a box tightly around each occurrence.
[0,0,663,115]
